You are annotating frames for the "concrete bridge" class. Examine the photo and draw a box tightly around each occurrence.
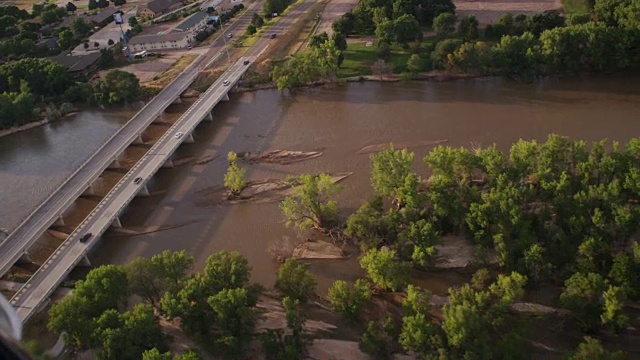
[9,55,257,323]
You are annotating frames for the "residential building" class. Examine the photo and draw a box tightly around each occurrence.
[48,52,102,76]
[88,8,118,27]
[37,37,59,52]
[138,0,185,18]
[173,11,208,33]
[128,31,194,52]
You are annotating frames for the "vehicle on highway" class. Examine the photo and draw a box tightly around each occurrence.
[134,177,143,184]
[243,60,249,65]
[79,233,92,243]
[174,132,183,139]
[227,33,233,38]
[187,45,193,49]
[270,33,277,39]
[223,80,230,86]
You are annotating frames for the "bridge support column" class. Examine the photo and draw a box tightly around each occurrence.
[81,184,96,197]
[132,135,145,145]
[184,133,195,144]
[153,116,170,125]
[204,112,214,122]
[19,252,34,265]
[172,97,183,105]
[111,217,123,228]
[162,159,175,168]
[53,216,65,226]
[78,256,92,267]
[221,93,230,102]
[136,185,150,197]
[107,159,124,170]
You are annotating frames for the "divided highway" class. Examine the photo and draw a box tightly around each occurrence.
[0,2,261,278]
[8,0,320,322]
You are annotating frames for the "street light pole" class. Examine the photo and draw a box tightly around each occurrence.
[219,17,231,63]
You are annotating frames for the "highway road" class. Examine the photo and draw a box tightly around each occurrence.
[9,0,320,323]
[0,2,263,279]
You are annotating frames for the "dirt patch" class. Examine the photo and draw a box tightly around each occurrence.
[454,0,563,25]
[256,294,338,334]
[292,240,345,259]
[238,149,324,164]
[432,235,497,269]
[144,54,200,89]
[307,339,370,360]
[316,0,360,36]
[356,140,448,154]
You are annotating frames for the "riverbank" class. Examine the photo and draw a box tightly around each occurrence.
[0,111,80,139]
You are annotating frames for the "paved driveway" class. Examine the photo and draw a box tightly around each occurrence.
[71,8,135,55]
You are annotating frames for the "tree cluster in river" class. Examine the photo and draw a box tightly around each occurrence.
[280,135,640,358]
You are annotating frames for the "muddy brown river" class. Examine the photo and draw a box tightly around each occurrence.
[1,74,640,293]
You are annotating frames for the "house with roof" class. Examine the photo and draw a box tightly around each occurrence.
[128,31,194,52]
[174,11,207,33]
[128,11,208,52]
[89,8,118,27]
[138,0,185,18]
[37,37,59,52]
[47,52,102,76]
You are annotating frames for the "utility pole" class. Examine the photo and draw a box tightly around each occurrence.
[219,16,231,63]
[113,11,132,61]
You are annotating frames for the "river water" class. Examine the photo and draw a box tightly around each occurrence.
[1,74,639,292]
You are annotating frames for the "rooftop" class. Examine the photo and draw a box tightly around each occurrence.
[146,0,183,13]
[89,7,118,24]
[129,31,189,45]
[47,52,101,72]
[173,11,207,32]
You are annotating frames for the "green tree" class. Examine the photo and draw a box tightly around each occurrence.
[433,12,456,38]
[275,258,316,302]
[95,304,168,360]
[40,10,59,25]
[392,14,422,46]
[332,32,347,51]
[58,29,74,49]
[560,272,607,332]
[601,285,629,333]
[224,151,247,196]
[48,295,95,348]
[71,18,91,37]
[431,38,462,69]
[370,144,418,208]
[203,251,251,291]
[360,247,411,291]
[569,336,628,360]
[328,279,372,322]
[457,15,479,41]
[360,320,394,359]
[261,297,308,360]
[399,219,440,266]
[142,348,172,360]
[246,23,257,35]
[207,287,257,354]
[94,70,141,105]
[251,12,264,27]
[309,32,329,48]
[126,250,194,307]
[345,196,387,250]
[280,173,341,230]
[406,53,423,74]
[446,41,492,73]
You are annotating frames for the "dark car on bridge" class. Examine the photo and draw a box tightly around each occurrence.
[270,34,276,39]
[79,233,92,243]
[134,177,143,184]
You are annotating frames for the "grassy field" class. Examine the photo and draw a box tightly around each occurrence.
[561,0,592,14]
[338,40,434,77]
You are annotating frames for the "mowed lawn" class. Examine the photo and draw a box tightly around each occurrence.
[562,0,592,14]
[338,40,434,77]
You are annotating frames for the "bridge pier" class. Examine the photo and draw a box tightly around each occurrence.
[111,217,123,228]
[107,159,124,170]
[53,216,65,226]
[152,116,170,125]
[162,159,175,168]
[132,135,145,145]
[136,185,150,197]
[221,93,230,102]
[81,184,97,197]
[204,112,214,122]
[184,133,195,144]
[172,97,183,105]
[78,256,92,267]
[18,252,34,265]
